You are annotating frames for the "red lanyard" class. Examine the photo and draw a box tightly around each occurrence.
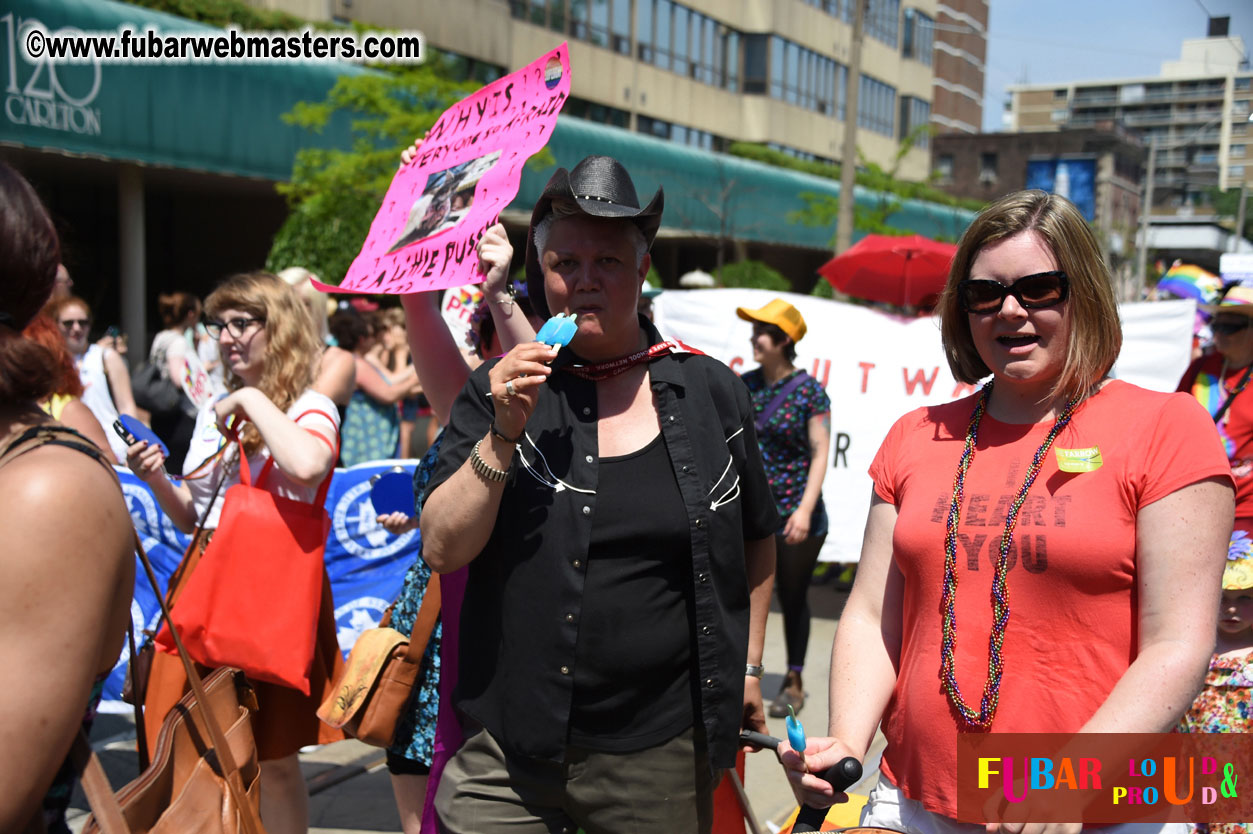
[560,339,702,381]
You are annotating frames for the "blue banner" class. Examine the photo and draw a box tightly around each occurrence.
[104,461,421,713]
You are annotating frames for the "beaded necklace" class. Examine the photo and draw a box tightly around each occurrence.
[940,381,1079,730]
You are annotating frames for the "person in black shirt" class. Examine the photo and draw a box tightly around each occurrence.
[421,156,779,834]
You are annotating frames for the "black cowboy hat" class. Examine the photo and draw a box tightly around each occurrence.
[525,155,664,317]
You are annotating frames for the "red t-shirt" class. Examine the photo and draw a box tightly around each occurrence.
[868,380,1231,819]
[1177,352,1253,521]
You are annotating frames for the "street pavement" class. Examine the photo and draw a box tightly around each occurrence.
[69,578,885,834]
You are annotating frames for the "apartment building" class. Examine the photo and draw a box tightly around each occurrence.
[929,0,986,135]
[254,0,954,182]
[1007,26,1252,210]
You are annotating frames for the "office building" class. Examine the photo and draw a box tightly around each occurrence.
[1007,22,1252,210]
[257,0,957,182]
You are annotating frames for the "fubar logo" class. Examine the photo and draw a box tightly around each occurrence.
[3,13,103,135]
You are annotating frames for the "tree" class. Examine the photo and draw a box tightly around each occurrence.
[264,62,480,284]
[1208,186,1253,243]
[786,124,942,245]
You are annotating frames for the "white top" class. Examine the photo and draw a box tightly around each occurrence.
[183,389,339,529]
[148,329,188,381]
[75,344,127,462]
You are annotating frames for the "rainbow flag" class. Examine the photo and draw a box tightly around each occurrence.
[1158,263,1222,304]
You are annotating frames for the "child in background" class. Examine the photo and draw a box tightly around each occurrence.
[1178,531,1253,834]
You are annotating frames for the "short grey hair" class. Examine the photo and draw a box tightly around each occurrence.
[533,201,649,268]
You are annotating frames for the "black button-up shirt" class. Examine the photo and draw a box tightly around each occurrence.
[424,317,779,769]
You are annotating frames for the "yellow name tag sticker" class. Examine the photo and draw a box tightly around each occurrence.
[1055,446,1102,472]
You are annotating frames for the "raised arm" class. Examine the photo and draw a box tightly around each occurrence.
[400,292,471,426]
[478,223,538,352]
[354,356,419,405]
[214,388,336,487]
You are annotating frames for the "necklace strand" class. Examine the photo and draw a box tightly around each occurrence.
[940,381,1079,730]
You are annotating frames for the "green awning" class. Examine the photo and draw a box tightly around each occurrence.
[0,0,363,180]
[516,117,976,251]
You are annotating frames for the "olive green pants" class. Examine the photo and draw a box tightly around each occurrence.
[435,725,716,834]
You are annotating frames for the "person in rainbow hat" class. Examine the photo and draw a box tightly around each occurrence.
[1180,283,1253,552]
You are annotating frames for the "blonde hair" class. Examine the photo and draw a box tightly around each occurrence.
[205,271,320,456]
[277,266,330,344]
[937,190,1122,405]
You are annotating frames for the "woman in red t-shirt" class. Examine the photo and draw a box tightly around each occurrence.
[784,190,1234,834]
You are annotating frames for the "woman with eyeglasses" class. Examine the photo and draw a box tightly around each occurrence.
[1180,284,1253,563]
[125,272,345,834]
[50,294,139,462]
[784,191,1233,834]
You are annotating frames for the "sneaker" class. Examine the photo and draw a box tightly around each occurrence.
[768,670,805,718]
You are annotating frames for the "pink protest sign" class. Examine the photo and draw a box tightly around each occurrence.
[319,44,571,297]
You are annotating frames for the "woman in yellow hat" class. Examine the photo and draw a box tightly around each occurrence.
[735,298,831,718]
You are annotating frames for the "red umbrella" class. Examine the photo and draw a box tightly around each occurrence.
[818,234,958,308]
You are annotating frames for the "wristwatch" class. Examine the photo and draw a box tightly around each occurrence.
[745,664,765,679]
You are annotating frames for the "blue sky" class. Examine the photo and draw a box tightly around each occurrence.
[982,0,1253,131]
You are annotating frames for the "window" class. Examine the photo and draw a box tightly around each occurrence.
[759,35,841,116]
[866,0,900,48]
[1231,165,1246,179]
[980,152,998,184]
[858,74,896,136]
[673,5,688,77]
[1053,89,1068,100]
[655,0,672,71]
[1236,77,1252,91]
[638,115,722,150]
[935,154,954,183]
[902,8,933,66]
[564,96,630,128]
[1233,145,1247,158]
[743,34,767,94]
[899,96,931,147]
[637,0,653,61]
[548,0,565,33]
[588,0,610,48]
[611,0,630,53]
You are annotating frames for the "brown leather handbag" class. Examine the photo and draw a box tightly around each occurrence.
[317,572,440,747]
[76,534,265,834]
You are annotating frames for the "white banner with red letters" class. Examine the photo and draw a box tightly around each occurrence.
[653,289,1196,563]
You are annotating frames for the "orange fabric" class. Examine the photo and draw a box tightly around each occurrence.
[867,381,1231,818]
[710,749,746,834]
[143,530,345,761]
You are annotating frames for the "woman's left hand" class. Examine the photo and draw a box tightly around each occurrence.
[213,388,257,436]
[783,508,811,545]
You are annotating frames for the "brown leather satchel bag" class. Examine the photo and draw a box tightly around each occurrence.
[317,572,440,748]
[75,534,266,834]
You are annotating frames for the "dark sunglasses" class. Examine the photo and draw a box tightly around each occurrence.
[58,318,90,329]
[204,316,264,340]
[1212,318,1253,335]
[957,271,1070,314]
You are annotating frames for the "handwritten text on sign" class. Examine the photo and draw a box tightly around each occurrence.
[320,44,571,296]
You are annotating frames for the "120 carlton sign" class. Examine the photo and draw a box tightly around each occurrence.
[2,13,103,136]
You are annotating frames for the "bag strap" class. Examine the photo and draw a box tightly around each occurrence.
[125,625,149,771]
[138,459,230,658]
[129,531,265,834]
[70,731,132,834]
[754,370,811,434]
[1213,363,1253,425]
[403,573,441,664]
